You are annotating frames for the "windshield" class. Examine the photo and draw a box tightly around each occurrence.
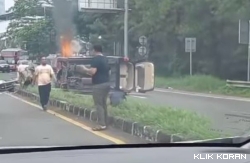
[1,0,250,148]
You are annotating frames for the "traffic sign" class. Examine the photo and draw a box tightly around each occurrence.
[239,20,249,44]
[139,36,147,46]
[138,46,147,56]
[185,37,196,76]
[185,38,196,53]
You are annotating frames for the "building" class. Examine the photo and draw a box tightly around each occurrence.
[0,0,5,15]
[78,0,124,13]
[79,0,117,9]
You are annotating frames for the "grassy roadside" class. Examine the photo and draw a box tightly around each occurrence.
[27,87,220,140]
[155,75,250,98]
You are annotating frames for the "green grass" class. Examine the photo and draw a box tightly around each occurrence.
[27,87,220,140]
[155,75,250,98]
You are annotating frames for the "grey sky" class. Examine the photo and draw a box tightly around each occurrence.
[5,0,14,11]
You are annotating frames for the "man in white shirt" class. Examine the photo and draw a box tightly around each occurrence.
[17,61,29,87]
[33,57,56,111]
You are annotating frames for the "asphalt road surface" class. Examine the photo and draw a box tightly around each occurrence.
[144,89,250,137]
[2,72,250,137]
[0,92,147,147]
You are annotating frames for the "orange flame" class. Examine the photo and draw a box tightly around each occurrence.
[61,36,72,57]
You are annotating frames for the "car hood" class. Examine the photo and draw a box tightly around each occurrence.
[0,80,6,84]
[0,64,9,66]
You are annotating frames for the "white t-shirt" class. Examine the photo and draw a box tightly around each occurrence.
[17,64,29,72]
[35,64,55,86]
[17,64,29,80]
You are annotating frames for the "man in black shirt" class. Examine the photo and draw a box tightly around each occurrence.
[81,45,110,131]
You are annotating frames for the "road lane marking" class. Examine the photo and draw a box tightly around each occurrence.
[131,95,146,99]
[6,93,126,144]
[154,88,250,102]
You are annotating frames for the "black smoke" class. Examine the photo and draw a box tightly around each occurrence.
[52,0,77,53]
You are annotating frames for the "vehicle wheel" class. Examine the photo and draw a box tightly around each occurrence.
[2,70,5,73]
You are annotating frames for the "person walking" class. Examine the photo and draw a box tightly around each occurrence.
[81,45,110,131]
[17,61,29,88]
[33,57,56,111]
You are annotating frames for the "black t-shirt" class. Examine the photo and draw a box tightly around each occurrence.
[91,55,109,84]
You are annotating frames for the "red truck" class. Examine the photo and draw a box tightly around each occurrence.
[0,48,28,71]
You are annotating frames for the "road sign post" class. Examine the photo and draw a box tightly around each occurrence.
[239,20,250,81]
[185,38,196,76]
[124,0,128,58]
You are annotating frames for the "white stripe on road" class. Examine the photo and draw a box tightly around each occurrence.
[154,88,250,102]
[131,95,146,99]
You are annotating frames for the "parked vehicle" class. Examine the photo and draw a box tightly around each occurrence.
[0,60,10,73]
[0,48,28,72]
[8,60,16,72]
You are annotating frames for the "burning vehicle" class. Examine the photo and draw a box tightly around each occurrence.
[51,35,155,95]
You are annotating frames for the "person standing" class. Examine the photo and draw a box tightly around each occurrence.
[16,61,29,88]
[33,57,56,111]
[81,45,110,131]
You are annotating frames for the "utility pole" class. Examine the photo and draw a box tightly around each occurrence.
[124,0,128,58]
[248,20,250,81]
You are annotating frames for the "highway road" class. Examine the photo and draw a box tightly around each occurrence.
[0,92,146,147]
[146,89,250,137]
[1,72,250,137]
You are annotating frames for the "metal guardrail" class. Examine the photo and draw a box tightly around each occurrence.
[226,80,250,88]
[0,79,18,92]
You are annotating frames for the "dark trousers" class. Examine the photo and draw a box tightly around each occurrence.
[92,83,110,126]
[38,83,51,106]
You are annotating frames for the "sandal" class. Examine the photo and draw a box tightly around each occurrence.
[92,125,107,131]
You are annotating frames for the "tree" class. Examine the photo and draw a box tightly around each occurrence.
[6,0,250,79]
[14,19,56,56]
[11,0,42,19]
[74,0,250,79]
[5,0,56,58]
